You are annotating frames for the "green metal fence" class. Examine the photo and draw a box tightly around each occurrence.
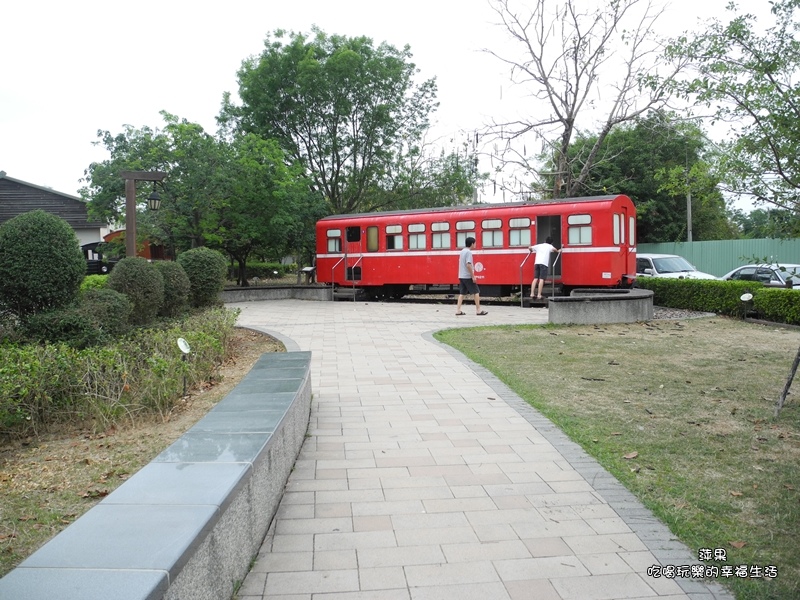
[637,238,800,277]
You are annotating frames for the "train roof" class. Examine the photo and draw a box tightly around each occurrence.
[318,195,628,221]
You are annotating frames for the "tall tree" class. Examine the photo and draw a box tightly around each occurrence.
[730,207,800,239]
[80,112,222,253]
[563,111,736,242]
[81,114,320,277]
[206,134,325,285]
[220,28,451,214]
[665,0,800,213]
[483,0,684,200]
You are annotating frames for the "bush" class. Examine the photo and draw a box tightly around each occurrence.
[0,308,240,437]
[635,277,800,324]
[153,261,190,318]
[23,307,105,349]
[241,262,297,280]
[79,288,133,337]
[106,257,164,326]
[0,210,86,318]
[177,247,228,308]
[636,278,764,315]
[754,288,800,325]
[81,274,108,292]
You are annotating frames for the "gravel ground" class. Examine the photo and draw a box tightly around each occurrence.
[652,306,715,320]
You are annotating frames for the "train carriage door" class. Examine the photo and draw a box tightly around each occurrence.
[535,215,562,278]
[344,225,363,281]
[613,208,634,286]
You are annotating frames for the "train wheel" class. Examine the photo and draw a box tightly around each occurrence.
[389,285,409,299]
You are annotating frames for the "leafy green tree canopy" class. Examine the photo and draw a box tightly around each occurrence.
[561,111,736,242]
[221,28,441,214]
[665,0,800,213]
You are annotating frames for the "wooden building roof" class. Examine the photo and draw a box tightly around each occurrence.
[0,171,105,229]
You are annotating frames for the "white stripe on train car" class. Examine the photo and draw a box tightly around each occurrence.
[317,246,623,260]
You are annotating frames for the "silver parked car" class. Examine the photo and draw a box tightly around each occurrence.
[720,263,800,288]
[636,253,717,280]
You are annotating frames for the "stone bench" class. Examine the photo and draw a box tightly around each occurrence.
[0,351,312,600]
[548,288,654,324]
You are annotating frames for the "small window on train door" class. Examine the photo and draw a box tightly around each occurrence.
[386,224,403,250]
[346,226,361,243]
[366,226,379,252]
[456,220,476,248]
[509,217,531,246]
[613,214,621,245]
[431,222,451,249]
[408,223,426,250]
[481,219,503,248]
[567,214,592,245]
[327,229,342,253]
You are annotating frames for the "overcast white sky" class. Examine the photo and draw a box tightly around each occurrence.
[0,0,765,208]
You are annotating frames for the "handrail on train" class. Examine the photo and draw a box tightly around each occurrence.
[518,251,532,308]
[331,257,345,301]
[350,255,363,303]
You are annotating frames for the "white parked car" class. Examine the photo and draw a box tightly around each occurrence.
[636,253,717,280]
[720,263,800,288]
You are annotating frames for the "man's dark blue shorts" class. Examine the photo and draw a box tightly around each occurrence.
[534,264,549,279]
[459,278,480,295]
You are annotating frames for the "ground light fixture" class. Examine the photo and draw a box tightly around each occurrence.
[740,292,753,319]
[177,337,191,396]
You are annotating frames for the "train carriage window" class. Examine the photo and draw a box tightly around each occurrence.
[326,229,342,253]
[456,231,476,247]
[367,226,378,252]
[346,226,361,242]
[456,220,476,247]
[481,219,503,248]
[431,222,451,249]
[386,224,403,250]
[629,216,636,246]
[567,214,592,245]
[509,217,532,246]
[408,223,426,250]
[613,214,621,245]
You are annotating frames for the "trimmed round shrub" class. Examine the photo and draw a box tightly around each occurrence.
[106,257,164,326]
[0,210,86,318]
[177,247,228,308]
[79,288,133,337]
[153,260,190,317]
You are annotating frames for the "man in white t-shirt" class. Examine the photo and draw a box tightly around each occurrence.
[529,237,561,300]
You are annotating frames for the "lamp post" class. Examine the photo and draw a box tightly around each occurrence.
[120,171,166,257]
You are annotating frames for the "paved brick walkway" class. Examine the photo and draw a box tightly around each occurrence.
[232,299,732,600]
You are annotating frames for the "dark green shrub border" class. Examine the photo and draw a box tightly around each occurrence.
[635,277,800,324]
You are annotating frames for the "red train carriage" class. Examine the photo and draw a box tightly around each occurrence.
[315,195,637,298]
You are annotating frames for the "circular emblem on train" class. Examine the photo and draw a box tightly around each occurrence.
[474,262,484,273]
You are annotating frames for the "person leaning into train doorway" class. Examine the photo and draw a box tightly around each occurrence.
[456,237,488,316]
[529,236,562,300]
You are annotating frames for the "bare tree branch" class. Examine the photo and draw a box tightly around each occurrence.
[482,0,683,199]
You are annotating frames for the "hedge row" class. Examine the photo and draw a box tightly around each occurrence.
[236,262,298,280]
[635,278,800,325]
[0,308,239,438]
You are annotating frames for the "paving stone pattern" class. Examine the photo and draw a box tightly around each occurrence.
[233,299,733,600]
